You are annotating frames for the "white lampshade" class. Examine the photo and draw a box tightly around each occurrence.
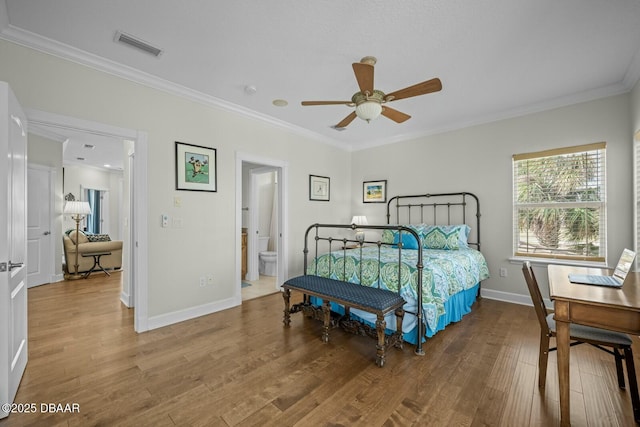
[351,215,368,226]
[355,101,382,122]
[64,201,92,215]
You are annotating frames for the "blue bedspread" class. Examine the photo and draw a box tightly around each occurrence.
[307,247,490,332]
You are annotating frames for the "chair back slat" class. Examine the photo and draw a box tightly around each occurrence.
[522,261,550,332]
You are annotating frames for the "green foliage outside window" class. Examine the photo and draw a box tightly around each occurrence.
[514,143,605,260]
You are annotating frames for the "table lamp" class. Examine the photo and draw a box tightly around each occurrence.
[351,215,368,243]
[64,201,92,280]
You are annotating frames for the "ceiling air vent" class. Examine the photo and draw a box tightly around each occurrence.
[114,31,163,57]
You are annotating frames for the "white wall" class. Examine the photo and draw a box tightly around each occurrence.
[0,39,351,320]
[257,171,275,240]
[6,35,637,321]
[352,94,633,299]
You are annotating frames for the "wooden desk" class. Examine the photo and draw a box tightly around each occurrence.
[548,264,640,426]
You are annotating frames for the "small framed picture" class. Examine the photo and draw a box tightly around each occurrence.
[175,141,217,192]
[309,175,330,201]
[363,180,387,203]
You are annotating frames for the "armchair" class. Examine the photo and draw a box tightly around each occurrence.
[62,230,123,277]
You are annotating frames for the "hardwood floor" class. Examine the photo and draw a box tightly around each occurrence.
[1,272,639,426]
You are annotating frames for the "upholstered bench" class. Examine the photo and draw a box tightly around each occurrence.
[282,275,406,367]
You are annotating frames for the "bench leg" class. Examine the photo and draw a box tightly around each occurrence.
[322,300,331,343]
[282,288,291,327]
[376,314,387,367]
[395,308,405,350]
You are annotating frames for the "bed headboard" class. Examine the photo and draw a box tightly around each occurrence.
[386,192,481,251]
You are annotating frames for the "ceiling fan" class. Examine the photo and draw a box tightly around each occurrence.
[301,56,442,129]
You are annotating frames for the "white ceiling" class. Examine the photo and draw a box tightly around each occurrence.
[2,0,640,162]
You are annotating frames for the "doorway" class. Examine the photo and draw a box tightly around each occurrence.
[26,109,149,332]
[236,152,288,301]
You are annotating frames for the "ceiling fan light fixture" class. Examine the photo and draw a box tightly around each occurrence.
[355,101,382,122]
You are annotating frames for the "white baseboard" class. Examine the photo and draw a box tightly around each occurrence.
[147,296,241,331]
[481,287,553,309]
[120,291,131,308]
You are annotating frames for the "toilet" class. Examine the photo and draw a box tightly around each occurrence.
[258,236,277,276]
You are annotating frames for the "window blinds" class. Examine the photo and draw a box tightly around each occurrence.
[513,142,606,261]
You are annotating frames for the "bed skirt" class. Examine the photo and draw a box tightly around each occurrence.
[309,283,479,345]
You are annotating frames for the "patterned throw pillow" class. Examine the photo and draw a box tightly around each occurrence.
[86,234,111,242]
[381,229,395,244]
[422,225,470,250]
[381,226,422,249]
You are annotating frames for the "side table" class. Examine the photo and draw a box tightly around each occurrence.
[81,251,112,278]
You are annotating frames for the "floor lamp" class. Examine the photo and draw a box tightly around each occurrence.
[64,201,92,280]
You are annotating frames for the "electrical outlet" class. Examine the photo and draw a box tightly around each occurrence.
[207,275,214,285]
[199,277,206,287]
[499,268,507,277]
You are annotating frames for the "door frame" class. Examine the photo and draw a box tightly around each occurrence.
[236,152,288,297]
[25,109,149,332]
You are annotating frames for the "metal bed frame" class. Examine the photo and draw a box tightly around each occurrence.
[386,191,481,252]
[302,191,482,356]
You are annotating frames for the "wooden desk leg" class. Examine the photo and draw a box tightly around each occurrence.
[555,301,571,426]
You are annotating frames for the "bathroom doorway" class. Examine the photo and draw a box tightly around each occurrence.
[237,154,287,301]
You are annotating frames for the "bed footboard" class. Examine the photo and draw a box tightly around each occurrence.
[299,223,425,356]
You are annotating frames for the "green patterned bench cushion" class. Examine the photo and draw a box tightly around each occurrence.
[283,275,405,314]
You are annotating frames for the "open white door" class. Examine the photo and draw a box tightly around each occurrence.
[0,82,28,419]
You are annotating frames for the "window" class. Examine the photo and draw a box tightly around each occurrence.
[513,142,606,262]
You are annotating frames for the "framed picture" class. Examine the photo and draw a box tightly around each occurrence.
[309,175,330,201]
[363,180,387,203]
[175,141,217,192]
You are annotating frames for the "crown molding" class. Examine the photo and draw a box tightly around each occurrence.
[0,25,346,150]
[353,81,630,152]
[2,20,636,154]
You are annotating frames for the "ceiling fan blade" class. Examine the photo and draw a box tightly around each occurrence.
[381,106,411,123]
[352,63,374,94]
[385,78,442,102]
[335,111,357,128]
[301,100,352,106]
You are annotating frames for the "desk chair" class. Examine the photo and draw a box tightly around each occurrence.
[522,261,639,412]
